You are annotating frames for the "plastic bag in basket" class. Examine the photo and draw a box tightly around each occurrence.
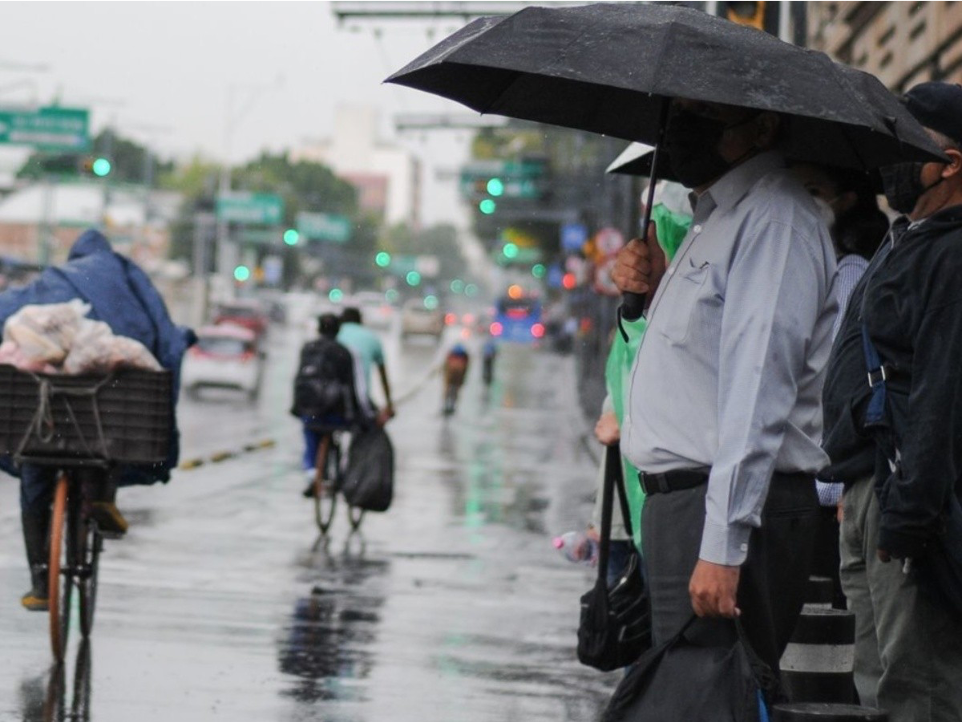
[63,319,162,375]
[2,299,91,365]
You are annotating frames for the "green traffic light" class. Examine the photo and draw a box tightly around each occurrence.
[424,295,439,310]
[486,177,504,197]
[283,229,300,246]
[503,242,519,259]
[329,288,344,302]
[233,265,251,282]
[532,263,546,279]
[479,199,497,215]
[450,279,465,294]
[406,271,421,287]
[375,251,391,268]
[92,158,111,177]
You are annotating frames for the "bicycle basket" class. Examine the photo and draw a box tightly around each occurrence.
[0,364,172,464]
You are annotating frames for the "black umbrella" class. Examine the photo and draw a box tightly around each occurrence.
[386,2,943,315]
[386,3,940,168]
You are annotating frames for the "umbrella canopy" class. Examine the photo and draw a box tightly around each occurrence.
[386,2,943,169]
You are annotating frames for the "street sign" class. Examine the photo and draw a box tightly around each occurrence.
[296,211,352,243]
[560,223,588,252]
[0,106,89,152]
[239,228,282,245]
[459,158,547,200]
[216,192,284,225]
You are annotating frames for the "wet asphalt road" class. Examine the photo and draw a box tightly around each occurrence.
[0,316,616,721]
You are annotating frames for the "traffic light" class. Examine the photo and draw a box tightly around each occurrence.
[283,228,300,246]
[479,198,497,215]
[502,242,519,260]
[725,0,767,30]
[486,177,504,197]
[375,251,391,268]
[233,265,251,282]
[405,271,421,287]
[80,156,111,177]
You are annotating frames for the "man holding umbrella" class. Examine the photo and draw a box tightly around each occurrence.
[612,99,837,673]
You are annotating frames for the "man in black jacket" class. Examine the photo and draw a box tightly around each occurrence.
[821,82,962,721]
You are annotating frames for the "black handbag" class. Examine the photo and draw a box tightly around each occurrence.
[577,444,651,672]
[602,615,782,722]
[341,426,394,512]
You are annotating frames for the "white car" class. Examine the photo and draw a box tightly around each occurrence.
[182,324,263,399]
[401,298,444,339]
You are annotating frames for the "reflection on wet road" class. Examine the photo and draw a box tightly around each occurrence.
[0,323,615,721]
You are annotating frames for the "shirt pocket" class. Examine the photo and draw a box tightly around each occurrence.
[658,257,711,345]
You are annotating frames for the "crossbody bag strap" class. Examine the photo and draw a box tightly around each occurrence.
[611,443,634,541]
[596,444,622,586]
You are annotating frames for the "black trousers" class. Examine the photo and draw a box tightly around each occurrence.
[641,473,819,674]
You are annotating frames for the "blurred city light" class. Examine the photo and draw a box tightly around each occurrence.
[329,288,344,302]
[464,283,479,297]
[507,284,523,299]
[562,272,577,290]
[450,278,465,294]
[92,158,111,177]
[531,323,546,339]
[502,242,519,259]
[424,295,439,310]
[479,199,497,214]
[490,321,503,336]
[385,288,400,303]
[486,177,504,196]
[283,229,300,246]
[532,263,546,279]
[375,251,391,268]
[233,265,251,282]
[406,271,421,286]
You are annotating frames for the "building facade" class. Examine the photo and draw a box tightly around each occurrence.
[809,2,962,90]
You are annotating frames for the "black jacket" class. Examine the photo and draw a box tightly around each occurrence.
[823,208,962,558]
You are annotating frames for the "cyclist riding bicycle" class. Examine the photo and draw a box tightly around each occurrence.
[337,306,395,427]
[292,313,372,497]
[0,229,195,611]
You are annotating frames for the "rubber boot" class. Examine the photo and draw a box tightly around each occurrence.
[21,512,49,612]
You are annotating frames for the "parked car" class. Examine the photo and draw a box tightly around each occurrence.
[401,298,444,339]
[213,299,269,338]
[348,291,396,329]
[181,324,263,399]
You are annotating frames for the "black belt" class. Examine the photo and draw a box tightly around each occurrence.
[641,469,709,496]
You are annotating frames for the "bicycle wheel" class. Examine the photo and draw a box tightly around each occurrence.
[313,436,338,535]
[348,505,365,532]
[78,517,101,637]
[48,474,76,661]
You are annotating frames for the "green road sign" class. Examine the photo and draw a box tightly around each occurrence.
[0,106,89,152]
[216,192,284,225]
[296,211,352,243]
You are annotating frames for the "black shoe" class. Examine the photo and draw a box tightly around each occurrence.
[21,565,48,611]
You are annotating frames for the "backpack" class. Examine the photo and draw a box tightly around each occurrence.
[291,339,355,419]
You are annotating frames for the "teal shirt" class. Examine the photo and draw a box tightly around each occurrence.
[337,323,384,388]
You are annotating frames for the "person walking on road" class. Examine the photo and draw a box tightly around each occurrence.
[442,343,470,416]
[611,98,836,676]
[338,306,394,426]
[821,82,962,721]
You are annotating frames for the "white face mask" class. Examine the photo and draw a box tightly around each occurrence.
[811,196,836,231]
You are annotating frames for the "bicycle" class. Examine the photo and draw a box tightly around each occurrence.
[28,459,111,662]
[311,430,364,536]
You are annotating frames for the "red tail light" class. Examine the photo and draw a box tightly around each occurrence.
[531,323,545,339]
[445,313,458,325]
[490,322,503,336]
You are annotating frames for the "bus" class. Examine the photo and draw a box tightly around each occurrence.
[490,294,545,343]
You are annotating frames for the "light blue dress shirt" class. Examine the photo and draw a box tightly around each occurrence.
[622,151,838,566]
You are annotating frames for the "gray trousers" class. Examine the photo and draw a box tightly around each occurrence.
[840,476,962,721]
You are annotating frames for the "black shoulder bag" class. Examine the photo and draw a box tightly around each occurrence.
[577,444,651,671]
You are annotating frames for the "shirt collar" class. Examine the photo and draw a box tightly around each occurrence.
[692,150,786,214]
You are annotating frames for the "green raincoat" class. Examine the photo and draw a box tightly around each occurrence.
[605,203,691,549]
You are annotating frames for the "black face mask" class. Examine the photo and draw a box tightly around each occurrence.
[880,161,945,215]
[664,112,731,188]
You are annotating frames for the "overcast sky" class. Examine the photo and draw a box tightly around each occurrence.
[0,1,485,226]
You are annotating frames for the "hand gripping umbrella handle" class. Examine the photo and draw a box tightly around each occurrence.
[620,99,669,322]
